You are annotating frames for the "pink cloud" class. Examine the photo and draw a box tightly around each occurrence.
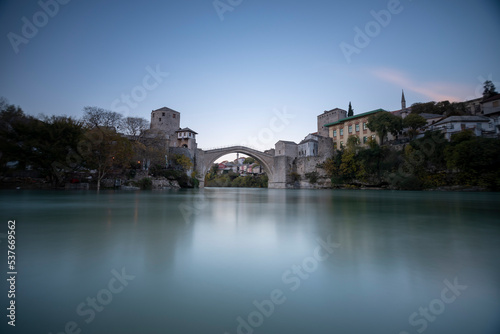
[370,68,471,102]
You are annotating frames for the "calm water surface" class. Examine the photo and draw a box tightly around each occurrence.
[0,189,499,334]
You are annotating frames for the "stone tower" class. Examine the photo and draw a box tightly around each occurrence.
[150,107,181,140]
[317,108,347,137]
[401,90,409,119]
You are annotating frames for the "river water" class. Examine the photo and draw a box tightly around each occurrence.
[0,188,499,334]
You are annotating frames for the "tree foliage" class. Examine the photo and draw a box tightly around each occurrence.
[483,80,498,100]
[243,157,255,164]
[80,127,132,190]
[348,102,354,117]
[0,104,85,185]
[410,101,467,116]
[82,106,123,130]
[367,112,402,145]
[121,117,149,138]
[403,113,427,139]
[172,154,193,171]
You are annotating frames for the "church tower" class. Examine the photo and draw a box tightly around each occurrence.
[401,90,408,119]
[401,90,406,110]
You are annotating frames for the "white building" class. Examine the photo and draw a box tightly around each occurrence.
[428,115,495,140]
[298,133,319,157]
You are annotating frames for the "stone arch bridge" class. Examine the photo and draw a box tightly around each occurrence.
[196,146,279,188]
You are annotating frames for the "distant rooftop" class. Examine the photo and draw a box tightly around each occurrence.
[322,108,346,114]
[175,127,198,134]
[152,107,180,114]
[299,138,318,145]
[482,94,500,103]
[419,113,444,119]
[277,140,298,145]
[324,109,387,127]
[433,115,491,126]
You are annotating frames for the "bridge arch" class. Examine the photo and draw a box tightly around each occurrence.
[197,146,275,188]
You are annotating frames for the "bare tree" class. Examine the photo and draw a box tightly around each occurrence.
[121,117,150,138]
[82,106,123,130]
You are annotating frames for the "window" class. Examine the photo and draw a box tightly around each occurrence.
[363,136,367,143]
[348,125,352,133]
[173,114,176,118]
[159,118,162,122]
[162,112,165,116]
[371,135,375,140]
[363,122,367,130]
[340,129,344,136]
[355,124,360,132]
[333,130,337,137]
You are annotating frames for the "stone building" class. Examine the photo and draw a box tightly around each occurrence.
[275,140,298,157]
[298,133,319,157]
[175,127,198,150]
[146,106,199,170]
[317,108,347,137]
[150,107,181,141]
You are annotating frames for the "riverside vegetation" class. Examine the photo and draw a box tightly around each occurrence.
[0,100,199,190]
[321,132,500,191]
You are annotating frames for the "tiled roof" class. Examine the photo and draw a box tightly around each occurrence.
[299,138,318,145]
[175,127,198,134]
[433,115,491,126]
[153,107,180,113]
[482,94,500,103]
[324,109,387,127]
[419,113,444,119]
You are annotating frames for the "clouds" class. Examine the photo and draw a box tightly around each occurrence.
[369,67,472,103]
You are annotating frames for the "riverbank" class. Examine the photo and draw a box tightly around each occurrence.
[0,176,491,192]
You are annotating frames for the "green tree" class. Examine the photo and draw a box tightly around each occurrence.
[402,113,427,139]
[483,80,498,100]
[410,102,437,114]
[444,136,500,189]
[0,107,85,186]
[172,154,193,171]
[348,102,354,117]
[81,127,132,190]
[346,135,360,152]
[339,150,361,181]
[243,157,255,164]
[367,112,402,145]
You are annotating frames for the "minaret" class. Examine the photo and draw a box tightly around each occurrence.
[401,90,406,110]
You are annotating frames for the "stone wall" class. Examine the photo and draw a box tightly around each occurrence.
[269,155,295,188]
[294,156,332,189]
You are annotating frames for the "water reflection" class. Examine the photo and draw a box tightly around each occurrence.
[0,189,499,333]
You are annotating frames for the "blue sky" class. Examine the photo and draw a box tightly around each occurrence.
[1,0,499,151]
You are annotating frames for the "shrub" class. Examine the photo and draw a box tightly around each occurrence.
[138,177,152,190]
[305,171,319,184]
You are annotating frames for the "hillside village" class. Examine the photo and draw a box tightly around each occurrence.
[267,87,500,189]
[1,82,499,190]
